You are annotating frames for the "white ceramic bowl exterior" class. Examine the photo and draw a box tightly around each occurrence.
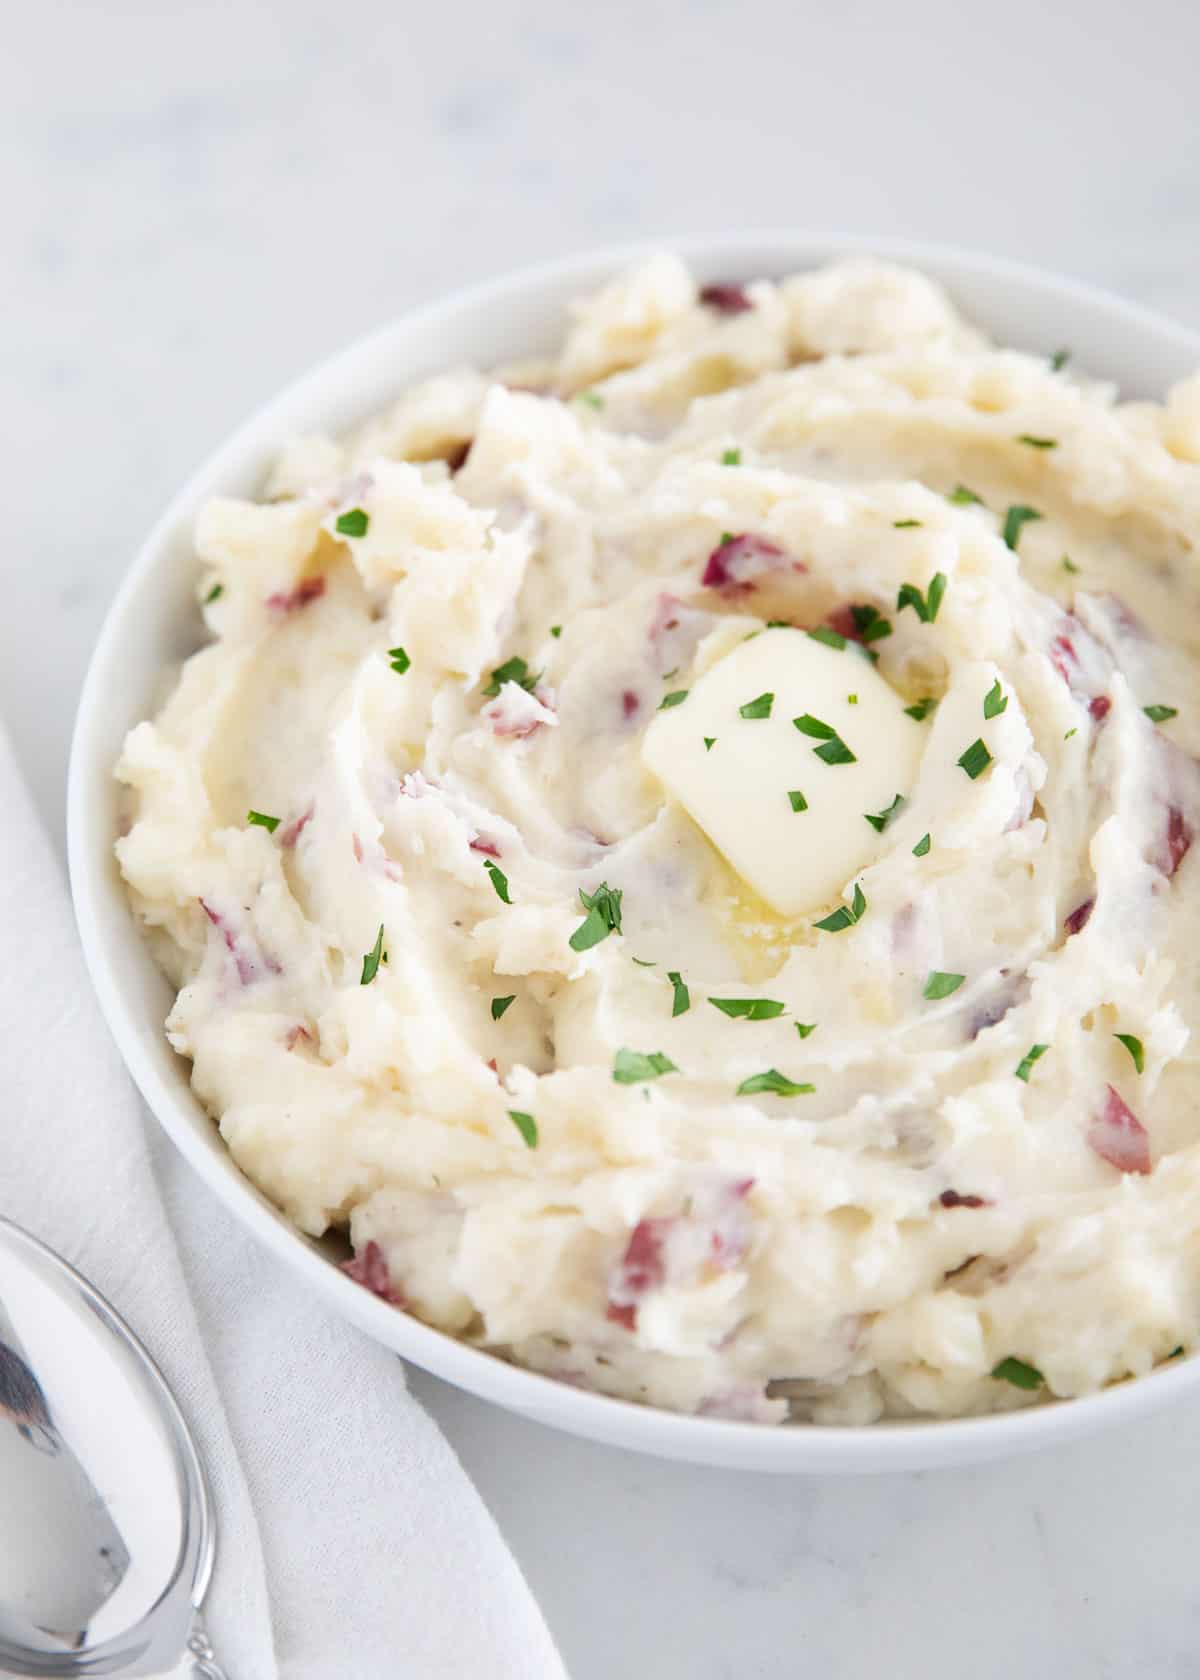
[68,234,1200,1472]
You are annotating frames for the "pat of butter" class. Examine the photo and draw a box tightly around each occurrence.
[642,628,926,916]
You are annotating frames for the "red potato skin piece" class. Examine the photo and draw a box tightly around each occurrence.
[622,690,641,720]
[938,1190,990,1209]
[1089,695,1112,722]
[701,534,796,595]
[278,806,314,849]
[699,282,754,314]
[1088,1084,1152,1176]
[266,576,326,613]
[341,1240,406,1306]
[469,836,502,858]
[1064,897,1095,936]
[1164,807,1193,879]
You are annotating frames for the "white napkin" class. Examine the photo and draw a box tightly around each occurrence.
[0,721,567,1680]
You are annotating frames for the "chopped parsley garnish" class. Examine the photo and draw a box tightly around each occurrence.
[204,582,224,604]
[1017,434,1057,449]
[904,696,937,722]
[721,447,742,465]
[709,996,787,1021]
[848,693,859,705]
[550,624,562,637]
[983,679,1008,719]
[992,1357,1044,1390]
[766,619,793,628]
[912,832,932,857]
[814,882,867,933]
[1050,348,1071,372]
[491,995,516,1020]
[703,736,716,751]
[613,1048,678,1084]
[807,626,847,651]
[576,390,604,410]
[483,656,539,698]
[667,970,691,1016]
[1061,555,1079,574]
[360,924,386,985]
[1114,1032,1145,1074]
[851,604,893,643]
[1064,727,1078,740]
[793,714,856,765]
[1144,704,1178,723]
[893,519,922,528]
[864,793,904,833]
[632,956,655,967]
[569,881,623,950]
[483,859,511,903]
[795,1021,817,1039]
[947,484,984,506]
[335,508,369,538]
[739,691,774,719]
[957,738,992,779]
[897,572,947,624]
[508,1110,538,1148]
[246,810,280,833]
[788,790,809,813]
[1169,1346,1185,1359]
[1002,504,1043,550]
[736,1069,816,1097]
[1015,1043,1049,1082]
[388,645,411,675]
[659,689,689,709]
[923,971,965,1000]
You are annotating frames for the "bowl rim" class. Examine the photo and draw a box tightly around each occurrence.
[67,229,1200,1473]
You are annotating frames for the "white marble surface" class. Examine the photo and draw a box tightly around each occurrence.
[7,1,1200,1673]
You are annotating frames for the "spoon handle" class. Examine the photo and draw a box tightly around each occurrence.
[187,1614,230,1679]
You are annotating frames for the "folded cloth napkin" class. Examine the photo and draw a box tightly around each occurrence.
[0,722,567,1680]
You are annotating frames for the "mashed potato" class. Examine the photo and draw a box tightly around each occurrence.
[116,255,1200,1424]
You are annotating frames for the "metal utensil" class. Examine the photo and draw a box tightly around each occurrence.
[0,1219,228,1677]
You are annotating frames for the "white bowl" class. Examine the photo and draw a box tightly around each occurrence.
[69,233,1200,1473]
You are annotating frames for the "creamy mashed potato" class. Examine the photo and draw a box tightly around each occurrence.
[117,256,1200,1424]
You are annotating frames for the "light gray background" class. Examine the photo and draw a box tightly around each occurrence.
[7,2,1200,1674]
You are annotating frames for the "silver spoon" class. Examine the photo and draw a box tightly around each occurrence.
[0,1218,229,1678]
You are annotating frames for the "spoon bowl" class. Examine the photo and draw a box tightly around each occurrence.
[0,1219,224,1678]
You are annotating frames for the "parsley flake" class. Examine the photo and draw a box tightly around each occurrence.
[246,810,280,833]
[1114,1032,1145,1074]
[1064,727,1078,740]
[737,1069,815,1097]
[483,859,511,903]
[613,1048,677,1084]
[1061,555,1079,574]
[550,624,562,638]
[807,626,847,651]
[904,696,937,722]
[923,971,965,1000]
[912,832,932,857]
[788,790,808,813]
[508,1109,538,1148]
[632,956,656,967]
[793,714,856,765]
[491,995,515,1020]
[667,970,691,1016]
[659,689,690,710]
[992,1357,1044,1390]
[483,656,539,698]
[569,881,623,951]
[897,573,947,624]
[739,691,774,719]
[983,679,1008,719]
[957,738,992,780]
[1050,348,1071,372]
[336,508,369,538]
[360,924,386,985]
[203,581,224,604]
[850,604,893,643]
[864,793,904,834]
[947,484,984,506]
[1144,704,1178,724]
[893,519,922,528]
[1017,434,1057,449]
[388,645,411,675]
[1015,1043,1049,1082]
[576,390,604,410]
[814,882,867,933]
[721,447,742,465]
[1003,505,1043,550]
[795,1021,817,1039]
[848,693,859,705]
[708,996,787,1021]
[703,736,716,751]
